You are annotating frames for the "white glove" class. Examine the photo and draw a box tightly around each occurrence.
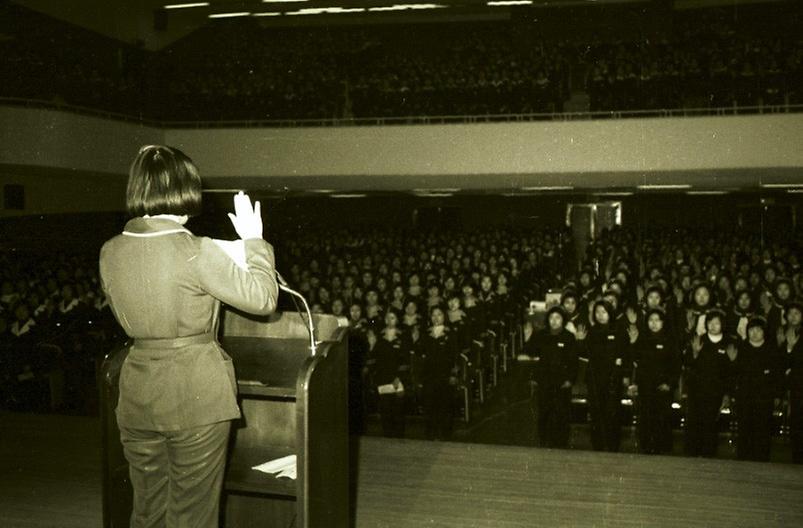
[227,191,263,240]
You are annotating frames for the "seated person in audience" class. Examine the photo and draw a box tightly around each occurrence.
[461,283,484,340]
[445,293,470,352]
[1,280,19,308]
[685,283,717,339]
[407,273,423,304]
[628,308,680,455]
[401,300,422,334]
[477,274,501,329]
[388,285,406,313]
[726,290,755,341]
[560,290,587,335]
[348,302,367,333]
[425,282,443,310]
[10,302,37,338]
[363,288,384,329]
[716,274,735,308]
[576,268,599,312]
[767,277,794,339]
[442,276,459,303]
[330,298,346,318]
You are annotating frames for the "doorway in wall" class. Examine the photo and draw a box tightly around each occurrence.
[566,202,622,266]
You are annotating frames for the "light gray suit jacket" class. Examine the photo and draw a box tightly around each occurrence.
[99,216,278,430]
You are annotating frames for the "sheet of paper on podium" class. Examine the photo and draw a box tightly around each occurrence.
[252,454,296,480]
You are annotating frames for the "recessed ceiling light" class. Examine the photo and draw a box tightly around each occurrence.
[164,2,209,9]
[761,183,803,188]
[208,11,251,18]
[520,186,574,191]
[487,0,532,5]
[637,184,692,190]
[330,193,367,198]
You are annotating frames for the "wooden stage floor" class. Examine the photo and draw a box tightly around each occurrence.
[2,412,803,527]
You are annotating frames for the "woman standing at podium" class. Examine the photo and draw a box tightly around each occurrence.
[99,145,278,528]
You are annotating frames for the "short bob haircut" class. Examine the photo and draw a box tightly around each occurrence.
[126,145,202,217]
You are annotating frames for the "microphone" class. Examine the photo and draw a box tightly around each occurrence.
[276,270,317,356]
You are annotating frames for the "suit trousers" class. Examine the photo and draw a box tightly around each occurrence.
[120,420,231,528]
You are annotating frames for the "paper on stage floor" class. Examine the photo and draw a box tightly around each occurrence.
[252,454,297,480]
[212,239,248,271]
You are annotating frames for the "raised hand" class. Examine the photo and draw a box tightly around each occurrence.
[627,325,639,344]
[227,191,263,240]
[777,326,787,347]
[626,306,639,325]
[686,310,698,332]
[787,327,800,350]
[575,323,588,341]
[674,286,685,306]
[691,334,703,359]
[759,291,773,315]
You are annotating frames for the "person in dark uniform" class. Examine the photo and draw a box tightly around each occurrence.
[726,290,755,342]
[99,145,278,528]
[727,316,783,461]
[684,283,716,340]
[683,308,732,458]
[524,306,578,448]
[766,278,794,340]
[561,290,588,336]
[370,310,406,438]
[781,302,803,463]
[628,307,680,455]
[347,305,370,435]
[576,300,630,452]
[419,305,459,440]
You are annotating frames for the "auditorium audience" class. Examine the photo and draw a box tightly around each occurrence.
[2,215,802,462]
[3,3,802,121]
[0,250,122,413]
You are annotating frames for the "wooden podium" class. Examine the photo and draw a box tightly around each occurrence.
[99,311,350,528]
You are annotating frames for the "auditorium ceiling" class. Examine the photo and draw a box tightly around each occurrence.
[12,0,784,50]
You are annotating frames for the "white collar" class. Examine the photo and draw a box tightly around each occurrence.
[144,214,188,224]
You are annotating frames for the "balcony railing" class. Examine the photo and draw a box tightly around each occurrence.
[2,96,801,129]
